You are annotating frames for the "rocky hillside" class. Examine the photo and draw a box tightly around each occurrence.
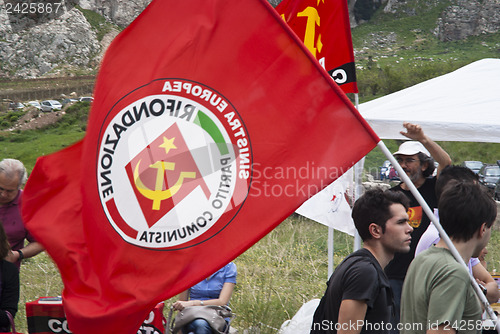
[0,0,499,79]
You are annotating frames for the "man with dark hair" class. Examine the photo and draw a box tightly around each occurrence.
[386,123,451,329]
[415,165,499,304]
[311,188,413,334]
[415,165,479,255]
[401,181,496,334]
[434,165,479,201]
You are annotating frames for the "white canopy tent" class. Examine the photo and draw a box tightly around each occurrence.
[358,58,500,143]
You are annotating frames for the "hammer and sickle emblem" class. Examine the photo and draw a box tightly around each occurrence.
[133,160,196,210]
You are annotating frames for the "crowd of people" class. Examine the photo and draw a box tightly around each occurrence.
[310,122,499,334]
[1,121,497,334]
[173,121,498,334]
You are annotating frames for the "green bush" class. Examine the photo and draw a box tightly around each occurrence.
[76,5,121,40]
[0,111,24,129]
[356,61,472,100]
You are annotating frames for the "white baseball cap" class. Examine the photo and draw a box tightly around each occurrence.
[393,141,430,157]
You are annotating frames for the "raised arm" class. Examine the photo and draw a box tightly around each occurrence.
[400,122,451,175]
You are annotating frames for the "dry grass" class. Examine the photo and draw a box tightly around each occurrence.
[17,252,64,332]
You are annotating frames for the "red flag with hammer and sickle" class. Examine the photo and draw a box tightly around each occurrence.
[276,0,359,94]
[21,0,379,332]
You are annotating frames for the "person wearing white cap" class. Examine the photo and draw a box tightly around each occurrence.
[385,122,451,333]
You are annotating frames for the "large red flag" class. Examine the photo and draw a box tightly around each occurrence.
[22,0,378,333]
[276,0,359,94]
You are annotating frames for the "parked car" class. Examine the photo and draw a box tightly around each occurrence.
[432,161,439,177]
[379,160,391,180]
[61,98,78,106]
[79,96,94,102]
[27,101,41,110]
[8,102,24,110]
[461,160,483,174]
[494,180,500,201]
[478,164,500,194]
[41,100,63,112]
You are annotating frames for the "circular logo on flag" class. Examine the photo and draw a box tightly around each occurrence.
[96,79,252,249]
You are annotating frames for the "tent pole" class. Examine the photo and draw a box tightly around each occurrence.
[353,158,363,250]
[377,140,500,333]
[328,227,334,277]
[353,93,363,251]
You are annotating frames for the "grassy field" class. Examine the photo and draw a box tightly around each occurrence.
[0,102,88,171]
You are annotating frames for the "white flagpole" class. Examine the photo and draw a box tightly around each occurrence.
[328,227,334,278]
[377,140,500,333]
[353,93,363,251]
[353,156,364,250]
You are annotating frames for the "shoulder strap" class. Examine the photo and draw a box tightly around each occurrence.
[339,251,395,314]
[0,261,3,302]
[5,310,15,333]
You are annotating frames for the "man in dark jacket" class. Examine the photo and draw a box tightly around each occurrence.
[311,188,413,334]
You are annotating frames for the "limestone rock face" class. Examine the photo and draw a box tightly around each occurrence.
[0,0,148,78]
[1,0,500,78]
[435,0,500,41]
[0,3,99,78]
[381,0,500,41]
[78,0,151,28]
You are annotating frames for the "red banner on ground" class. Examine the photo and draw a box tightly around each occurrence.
[276,0,359,93]
[22,0,378,333]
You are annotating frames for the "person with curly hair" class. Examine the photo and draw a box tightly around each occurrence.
[386,123,452,331]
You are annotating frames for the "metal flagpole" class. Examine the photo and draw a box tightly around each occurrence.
[328,227,334,278]
[377,140,500,333]
[353,157,363,250]
[353,93,363,251]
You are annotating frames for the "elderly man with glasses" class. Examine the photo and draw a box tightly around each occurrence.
[0,159,44,269]
[385,122,452,333]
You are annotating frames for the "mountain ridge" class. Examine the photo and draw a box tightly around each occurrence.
[0,0,499,79]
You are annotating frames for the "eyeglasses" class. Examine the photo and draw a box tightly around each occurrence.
[0,186,18,195]
[396,157,420,165]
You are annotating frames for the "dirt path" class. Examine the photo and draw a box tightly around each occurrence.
[6,108,65,132]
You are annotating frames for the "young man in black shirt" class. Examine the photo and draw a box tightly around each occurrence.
[311,188,413,334]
